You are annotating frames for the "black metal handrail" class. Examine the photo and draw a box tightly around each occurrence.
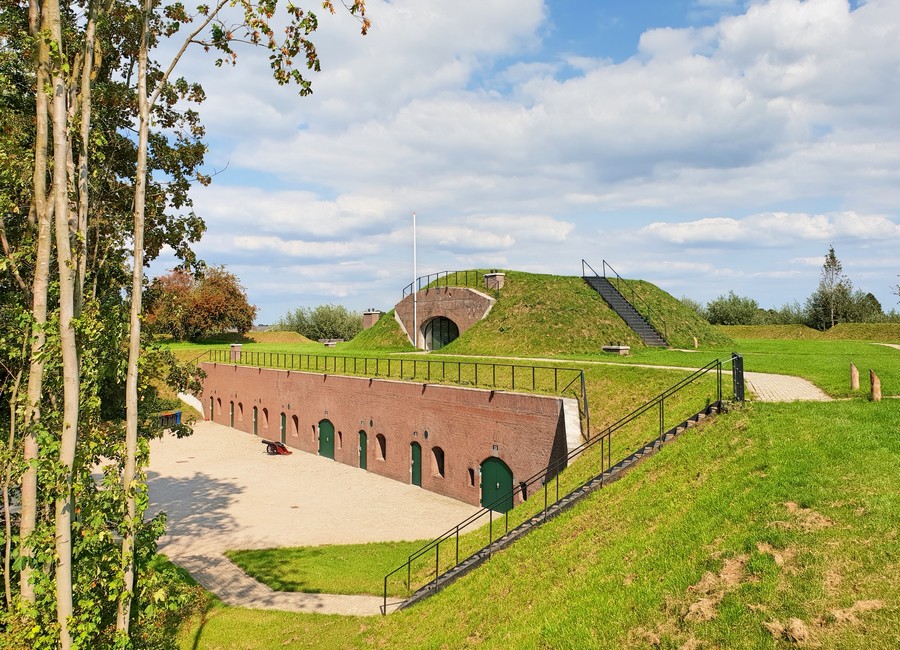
[582,259,668,342]
[382,357,731,614]
[401,270,498,299]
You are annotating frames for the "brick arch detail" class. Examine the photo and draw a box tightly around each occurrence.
[394,287,495,349]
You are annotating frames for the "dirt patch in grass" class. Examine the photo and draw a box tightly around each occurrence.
[783,501,833,532]
[683,555,748,622]
[764,617,810,644]
[756,541,796,568]
[827,599,884,625]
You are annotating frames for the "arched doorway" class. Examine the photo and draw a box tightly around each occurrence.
[318,419,335,459]
[410,441,422,486]
[229,401,234,427]
[423,317,459,351]
[480,457,513,512]
[280,413,287,444]
[252,406,258,435]
[359,431,367,470]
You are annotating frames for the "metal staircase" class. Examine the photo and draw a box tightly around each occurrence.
[582,259,668,347]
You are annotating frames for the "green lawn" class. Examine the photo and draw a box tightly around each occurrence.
[164,302,900,648]
[181,399,900,649]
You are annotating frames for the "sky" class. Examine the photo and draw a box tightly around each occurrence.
[150,0,900,325]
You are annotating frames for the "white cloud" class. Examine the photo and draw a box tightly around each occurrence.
[641,212,900,245]
[149,0,900,321]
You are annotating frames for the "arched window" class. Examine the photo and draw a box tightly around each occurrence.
[262,408,269,430]
[423,317,459,351]
[216,397,222,415]
[337,430,343,450]
[237,403,244,422]
[292,415,299,436]
[431,446,445,478]
[376,434,387,461]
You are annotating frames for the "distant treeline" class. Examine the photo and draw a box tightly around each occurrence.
[683,246,900,330]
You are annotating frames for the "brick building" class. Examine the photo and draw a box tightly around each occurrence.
[201,362,581,510]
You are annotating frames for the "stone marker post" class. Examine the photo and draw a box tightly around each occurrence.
[850,363,859,390]
[870,369,882,402]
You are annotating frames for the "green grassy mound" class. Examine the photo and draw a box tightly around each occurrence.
[626,279,733,349]
[438,271,730,356]
[718,324,825,340]
[824,322,900,342]
[720,323,900,343]
[341,309,415,351]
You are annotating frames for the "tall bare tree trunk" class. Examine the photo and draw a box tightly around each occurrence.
[4,367,23,608]
[117,0,152,633]
[20,0,54,604]
[74,15,94,313]
[46,0,78,645]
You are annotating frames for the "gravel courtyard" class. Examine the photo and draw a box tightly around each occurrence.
[147,420,480,614]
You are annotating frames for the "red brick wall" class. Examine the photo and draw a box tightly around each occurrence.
[394,287,495,348]
[201,363,568,507]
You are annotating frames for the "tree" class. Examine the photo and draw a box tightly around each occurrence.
[704,291,762,325]
[1,0,368,645]
[806,245,853,330]
[278,304,363,340]
[679,296,706,319]
[147,267,257,341]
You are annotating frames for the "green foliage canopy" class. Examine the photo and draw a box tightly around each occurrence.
[146,266,257,341]
[277,304,363,341]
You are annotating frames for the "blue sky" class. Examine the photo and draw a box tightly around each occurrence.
[153,0,900,324]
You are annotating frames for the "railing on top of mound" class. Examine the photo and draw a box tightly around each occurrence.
[582,259,668,342]
[203,349,589,433]
[401,270,499,299]
[381,354,744,615]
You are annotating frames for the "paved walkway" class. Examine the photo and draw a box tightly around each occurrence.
[422,353,832,403]
[148,421,480,616]
[744,371,830,402]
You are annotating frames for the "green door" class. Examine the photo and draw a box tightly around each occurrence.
[318,419,334,459]
[280,413,286,444]
[359,431,367,470]
[411,442,422,486]
[230,402,234,427]
[480,457,513,512]
[209,397,214,421]
[252,407,258,435]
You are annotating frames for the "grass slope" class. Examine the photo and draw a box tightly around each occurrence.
[440,271,730,356]
[341,310,415,352]
[626,279,733,349]
[364,400,900,650]
[181,399,900,649]
[720,323,900,342]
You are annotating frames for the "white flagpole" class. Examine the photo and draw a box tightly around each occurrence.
[412,212,418,349]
